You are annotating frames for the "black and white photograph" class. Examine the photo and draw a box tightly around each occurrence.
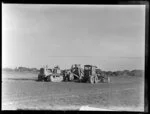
[2,4,146,111]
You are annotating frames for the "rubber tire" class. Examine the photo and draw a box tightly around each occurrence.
[89,75,95,84]
[94,75,99,83]
[69,73,74,81]
[50,75,55,82]
[47,76,51,82]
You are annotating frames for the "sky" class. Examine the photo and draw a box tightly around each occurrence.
[2,4,145,71]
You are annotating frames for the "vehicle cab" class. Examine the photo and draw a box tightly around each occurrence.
[84,65,97,77]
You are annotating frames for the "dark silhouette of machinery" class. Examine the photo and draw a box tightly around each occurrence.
[63,64,110,84]
[38,65,63,82]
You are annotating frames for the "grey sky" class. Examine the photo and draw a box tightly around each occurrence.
[2,4,145,71]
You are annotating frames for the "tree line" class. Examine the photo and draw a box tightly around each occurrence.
[96,69,144,77]
[2,67,39,73]
[3,66,144,76]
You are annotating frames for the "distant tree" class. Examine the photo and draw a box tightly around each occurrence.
[122,70,130,76]
[106,71,113,76]
[115,71,122,76]
[96,69,102,74]
[112,72,118,76]
[3,68,13,72]
[130,70,144,76]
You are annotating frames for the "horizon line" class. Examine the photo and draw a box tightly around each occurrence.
[46,56,144,59]
[2,66,144,71]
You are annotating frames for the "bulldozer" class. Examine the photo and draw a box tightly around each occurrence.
[38,65,63,82]
[63,64,110,84]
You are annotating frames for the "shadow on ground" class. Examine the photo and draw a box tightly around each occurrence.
[6,78,37,81]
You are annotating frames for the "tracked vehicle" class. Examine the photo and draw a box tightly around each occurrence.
[38,66,63,82]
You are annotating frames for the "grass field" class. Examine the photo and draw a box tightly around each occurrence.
[2,71,144,111]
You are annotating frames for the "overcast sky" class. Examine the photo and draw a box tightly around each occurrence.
[2,4,145,71]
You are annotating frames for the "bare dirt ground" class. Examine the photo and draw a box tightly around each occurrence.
[2,71,144,111]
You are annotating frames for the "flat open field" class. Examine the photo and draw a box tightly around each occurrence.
[2,71,144,111]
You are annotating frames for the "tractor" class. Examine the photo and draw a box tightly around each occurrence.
[38,66,63,82]
[83,65,99,84]
[63,64,110,84]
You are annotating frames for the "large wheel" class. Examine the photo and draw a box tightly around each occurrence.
[50,75,55,82]
[94,75,99,83]
[69,73,74,81]
[47,76,51,82]
[89,75,95,84]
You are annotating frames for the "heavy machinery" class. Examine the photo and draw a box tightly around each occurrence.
[38,66,63,82]
[62,69,74,81]
[63,64,110,84]
[63,64,84,82]
[84,65,110,83]
[84,65,98,84]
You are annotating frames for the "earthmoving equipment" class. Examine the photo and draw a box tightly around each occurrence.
[83,65,110,83]
[62,69,74,81]
[38,67,51,81]
[83,65,98,84]
[63,64,84,82]
[71,64,84,81]
[64,64,110,84]
[38,66,63,82]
